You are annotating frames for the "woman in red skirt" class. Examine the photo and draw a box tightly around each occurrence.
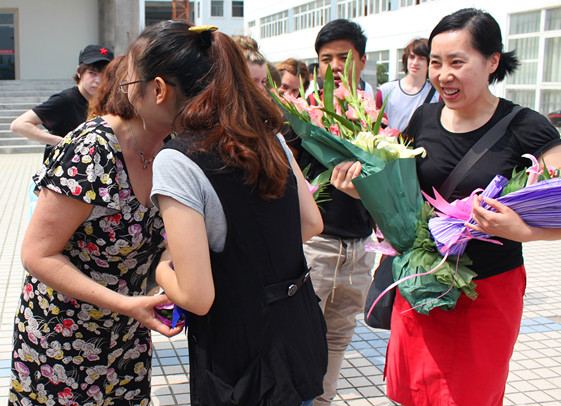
[332,8,561,405]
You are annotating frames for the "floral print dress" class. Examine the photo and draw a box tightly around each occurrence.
[10,117,166,406]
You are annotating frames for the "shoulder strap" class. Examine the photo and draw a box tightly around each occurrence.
[423,84,437,104]
[438,105,523,200]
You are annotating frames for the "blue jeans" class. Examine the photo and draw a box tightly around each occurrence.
[301,400,314,406]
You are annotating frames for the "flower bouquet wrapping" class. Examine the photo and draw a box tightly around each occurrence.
[269,55,478,315]
[269,53,426,254]
[271,57,561,316]
[426,154,561,258]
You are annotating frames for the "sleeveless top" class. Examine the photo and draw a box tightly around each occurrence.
[164,138,327,405]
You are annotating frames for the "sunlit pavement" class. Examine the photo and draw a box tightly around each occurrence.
[1,153,560,405]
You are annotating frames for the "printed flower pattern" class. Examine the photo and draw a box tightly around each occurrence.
[10,118,165,406]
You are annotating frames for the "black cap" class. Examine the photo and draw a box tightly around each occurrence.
[79,45,114,65]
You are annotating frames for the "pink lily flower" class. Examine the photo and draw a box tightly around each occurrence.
[377,126,400,138]
[523,153,542,187]
[329,125,340,137]
[306,105,325,128]
[345,106,359,120]
[334,84,351,100]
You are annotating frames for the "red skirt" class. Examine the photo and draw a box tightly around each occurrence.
[385,266,526,406]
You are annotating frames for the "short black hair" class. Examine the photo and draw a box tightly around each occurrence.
[429,8,519,84]
[314,19,367,57]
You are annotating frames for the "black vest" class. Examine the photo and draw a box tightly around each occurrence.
[164,139,327,405]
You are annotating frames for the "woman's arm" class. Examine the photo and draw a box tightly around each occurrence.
[156,195,215,315]
[22,188,182,337]
[468,145,561,242]
[291,158,323,241]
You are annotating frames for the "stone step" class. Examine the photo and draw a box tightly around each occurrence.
[0,102,35,110]
[0,96,51,104]
[0,144,45,154]
[0,79,74,90]
[0,109,27,117]
[0,90,64,98]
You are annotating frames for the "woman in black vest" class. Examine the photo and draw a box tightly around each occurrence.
[123,20,328,405]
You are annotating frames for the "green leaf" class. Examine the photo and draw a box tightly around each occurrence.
[373,92,389,135]
[322,109,360,132]
[323,65,335,113]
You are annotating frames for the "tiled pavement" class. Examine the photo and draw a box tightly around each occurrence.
[1,153,561,405]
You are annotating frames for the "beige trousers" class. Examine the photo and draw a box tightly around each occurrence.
[303,234,376,406]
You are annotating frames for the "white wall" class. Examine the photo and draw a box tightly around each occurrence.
[0,0,99,79]
[199,0,245,36]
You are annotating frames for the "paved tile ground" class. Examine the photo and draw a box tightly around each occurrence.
[1,153,560,405]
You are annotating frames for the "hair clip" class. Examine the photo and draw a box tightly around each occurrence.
[189,25,218,50]
[189,25,218,33]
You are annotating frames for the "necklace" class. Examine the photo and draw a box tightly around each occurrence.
[127,121,154,169]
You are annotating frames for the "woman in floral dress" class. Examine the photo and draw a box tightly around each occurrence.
[10,55,183,406]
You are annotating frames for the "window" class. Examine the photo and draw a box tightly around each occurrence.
[260,10,289,38]
[248,20,256,28]
[0,12,15,79]
[506,7,561,115]
[337,0,369,18]
[366,50,390,86]
[232,1,243,18]
[189,1,195,21]
[293,0,331,31]
[211,0,224,17]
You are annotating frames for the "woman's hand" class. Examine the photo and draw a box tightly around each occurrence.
[466,194,533,242]
[124,294,184,338]
[330,161,362,199]
[468,194,561,242]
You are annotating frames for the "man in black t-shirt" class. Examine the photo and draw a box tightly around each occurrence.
[289,20,377,406]
[10,44,114,160]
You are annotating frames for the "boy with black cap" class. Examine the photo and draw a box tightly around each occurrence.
[10,44,114,160]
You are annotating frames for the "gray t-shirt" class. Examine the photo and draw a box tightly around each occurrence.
[151,134,294,252]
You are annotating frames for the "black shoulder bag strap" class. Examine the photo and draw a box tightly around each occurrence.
[423,84,437,104]
[438,105,523,200]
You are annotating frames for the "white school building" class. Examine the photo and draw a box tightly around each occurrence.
[245,0,561,116]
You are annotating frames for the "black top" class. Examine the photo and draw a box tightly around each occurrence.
[32,86,88,159]
[286,131,373,239]
[406,99,561,279]
[164,139,327,405]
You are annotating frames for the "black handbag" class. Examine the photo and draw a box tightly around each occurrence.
[363,105,523,330]
[364,256,395,329]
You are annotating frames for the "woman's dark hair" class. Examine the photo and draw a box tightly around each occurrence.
[428,8,519,84]
[401,38,429,75]
[277,58,310,92]
[129,20,288,199]
[88,55,135,120]
[315,19,367,57]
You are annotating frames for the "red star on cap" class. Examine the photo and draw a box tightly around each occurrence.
[100,48,108,55]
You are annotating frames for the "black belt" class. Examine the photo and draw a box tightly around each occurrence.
[264,270,310,304]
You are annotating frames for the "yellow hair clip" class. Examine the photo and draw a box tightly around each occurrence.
[189,25,218,33]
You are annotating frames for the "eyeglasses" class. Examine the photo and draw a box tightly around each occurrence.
[119,77,177,94]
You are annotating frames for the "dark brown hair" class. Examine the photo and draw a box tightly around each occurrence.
[87,55,135,120]
[73,61,109,84]
[129,20,288,199]
[401,38,429,74]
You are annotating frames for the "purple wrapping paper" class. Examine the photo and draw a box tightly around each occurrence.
[429,176,561,256]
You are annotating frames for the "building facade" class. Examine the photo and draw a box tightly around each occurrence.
[245,0,561,115]
[0,0,244,80]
